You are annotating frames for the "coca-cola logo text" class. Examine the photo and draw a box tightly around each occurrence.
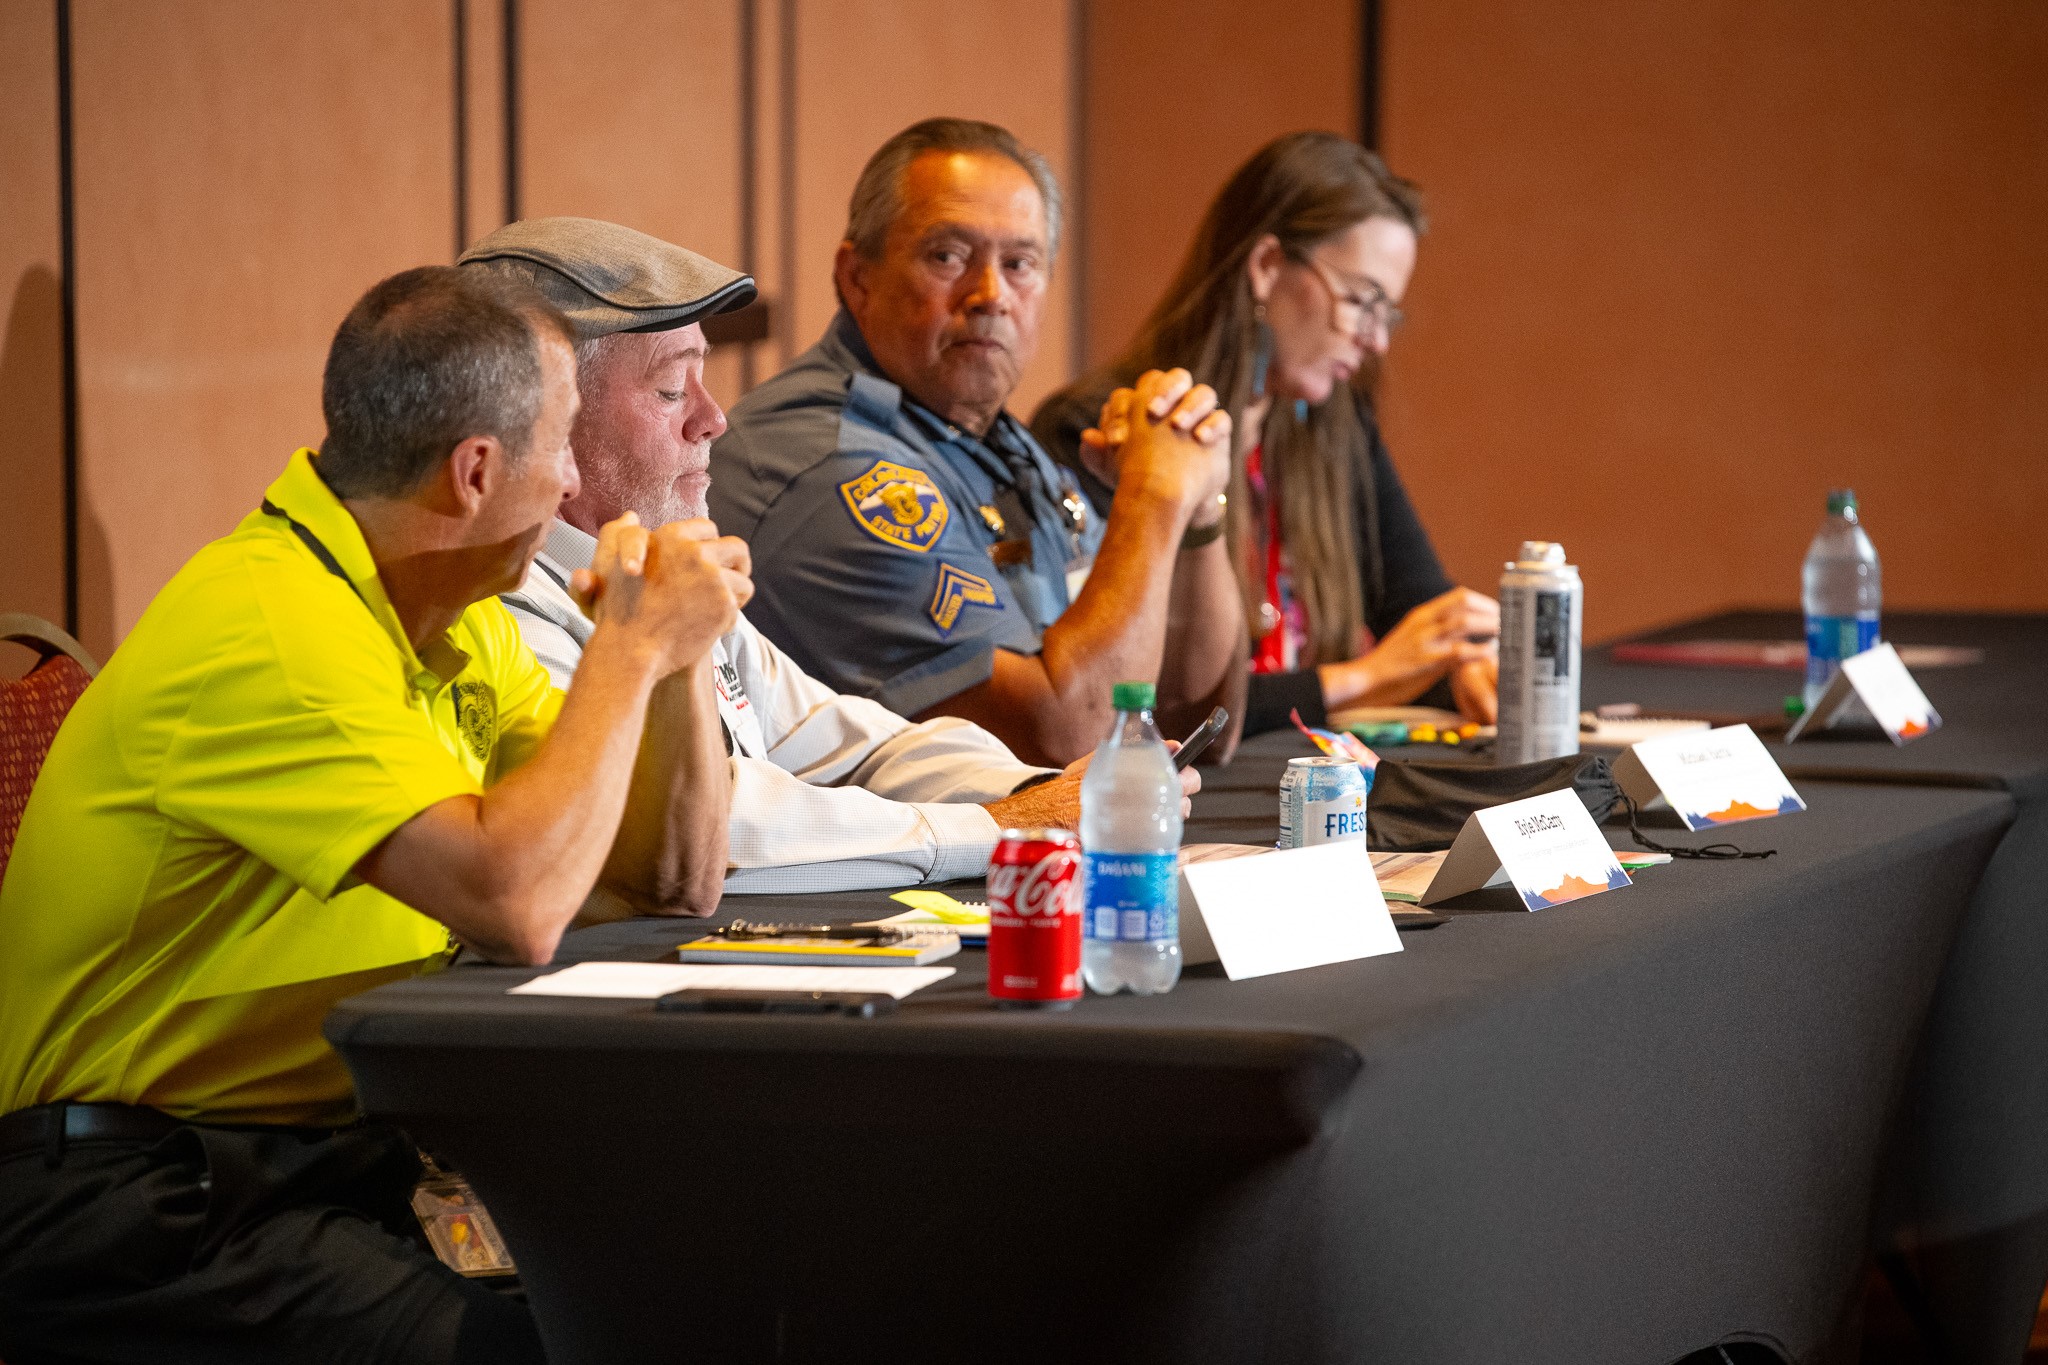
[989,853,1078,919]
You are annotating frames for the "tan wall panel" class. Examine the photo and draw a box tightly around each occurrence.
[0,0,67,645]
[789,0,1074,417]
[1080,0,1358,371]
[519,0,745,407]
[69,0,456,654]
[1380,2,2048,639]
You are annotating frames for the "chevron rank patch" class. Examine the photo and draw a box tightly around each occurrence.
[840,459,949,553]
[929,561,1001,634]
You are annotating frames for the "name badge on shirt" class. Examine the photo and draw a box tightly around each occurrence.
[711,641,766,758]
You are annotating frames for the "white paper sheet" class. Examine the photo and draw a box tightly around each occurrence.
[1370,849,1446,903]
[1181,839,1402,980]
[508,961,956,1000]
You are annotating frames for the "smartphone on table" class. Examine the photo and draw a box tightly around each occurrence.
[1173,706,1230,771]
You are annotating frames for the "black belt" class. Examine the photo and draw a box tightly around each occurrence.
[0,1102,184,1168]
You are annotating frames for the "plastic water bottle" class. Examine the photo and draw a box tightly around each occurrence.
[1802,489,1881,711]
[1080,682,1182,995]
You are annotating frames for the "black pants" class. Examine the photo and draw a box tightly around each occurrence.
[0,1112,544,1365]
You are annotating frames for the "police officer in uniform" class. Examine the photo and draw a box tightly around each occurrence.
[712,117,1248,767]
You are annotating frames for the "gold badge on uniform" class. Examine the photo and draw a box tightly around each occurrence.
[977,504,1006,537]
[453,680,495,763]
[839,459,949,553]
[928,562,1001,634]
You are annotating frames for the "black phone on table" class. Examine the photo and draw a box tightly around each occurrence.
[1173,706,1230,771]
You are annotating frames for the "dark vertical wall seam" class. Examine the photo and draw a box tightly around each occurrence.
[452,0,469,258]
[1067,0,1087,373]
[55,0,79,634]
[737,0,758,390]
[1359,0,1381,149]
[502,0,520,223]
[775,0,795,365]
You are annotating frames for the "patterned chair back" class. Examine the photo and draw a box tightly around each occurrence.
[1,615,100,879]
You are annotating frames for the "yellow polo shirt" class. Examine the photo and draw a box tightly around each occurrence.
[0,449,562,1126]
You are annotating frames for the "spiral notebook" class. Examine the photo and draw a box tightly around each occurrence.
[674,928,961,967]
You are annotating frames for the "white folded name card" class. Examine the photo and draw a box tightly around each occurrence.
[1611,723,1806,830]
[1418,787,1631,911]
[1786,642,1941,745]
[1180,840,1402,980]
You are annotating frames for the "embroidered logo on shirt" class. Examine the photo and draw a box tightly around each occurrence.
[839,459,949,553]
[452,680,496,763]
[929,562,1002,634]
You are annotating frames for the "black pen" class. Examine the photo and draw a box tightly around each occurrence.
[713,920,921,943]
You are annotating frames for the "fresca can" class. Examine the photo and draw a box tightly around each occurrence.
[986,828,1083,1009]
[1278,757,1373,849]
[1496,540,1584,765]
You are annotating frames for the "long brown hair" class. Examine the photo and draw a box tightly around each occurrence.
[1099,133,1424,664]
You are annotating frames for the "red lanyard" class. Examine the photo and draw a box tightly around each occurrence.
[1244,446,1305,674]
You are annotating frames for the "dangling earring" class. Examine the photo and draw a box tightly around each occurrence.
[1250,302,1273,402]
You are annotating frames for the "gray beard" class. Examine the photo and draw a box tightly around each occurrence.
[577,436,706,527]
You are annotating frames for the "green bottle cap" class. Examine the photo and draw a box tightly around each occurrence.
[1784,695,1806,719]
[1826,488,1858,516]
[1111,681,1156,711]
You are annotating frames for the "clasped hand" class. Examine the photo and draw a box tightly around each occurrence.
[569,513,755,674]
[1321,586,1501,722]
[1078,368,1232,526]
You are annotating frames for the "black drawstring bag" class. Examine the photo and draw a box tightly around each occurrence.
[1367,752,1773,860]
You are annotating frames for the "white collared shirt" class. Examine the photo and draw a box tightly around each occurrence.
[502,519,1049,895]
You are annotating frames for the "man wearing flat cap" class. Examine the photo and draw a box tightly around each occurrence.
[711,117,1247,768]
[464,217,1171,894]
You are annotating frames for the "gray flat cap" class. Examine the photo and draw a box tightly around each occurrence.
[458,216,756,343]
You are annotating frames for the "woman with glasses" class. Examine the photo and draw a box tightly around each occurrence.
[1033,132,1498,737]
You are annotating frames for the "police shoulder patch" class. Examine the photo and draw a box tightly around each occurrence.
[929,561,1002,635]
[839,459,949,553]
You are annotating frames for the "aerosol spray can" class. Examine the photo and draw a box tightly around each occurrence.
[1496,541,1582,765]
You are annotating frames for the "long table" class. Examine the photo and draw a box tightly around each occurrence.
[331,737,2015,1363]
[1583,610,2048,1364]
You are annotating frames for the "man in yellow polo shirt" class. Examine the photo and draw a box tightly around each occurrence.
[0,264,748,1363]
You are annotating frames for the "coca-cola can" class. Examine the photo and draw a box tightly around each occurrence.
[986,827,1083,1009]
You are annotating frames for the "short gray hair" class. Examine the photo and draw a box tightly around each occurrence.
[844,118,1062,260]
[319,266,574,499]
[574,330,624,377]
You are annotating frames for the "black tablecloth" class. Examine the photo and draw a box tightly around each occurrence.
[1583,609,2048,797]
[1587,610,2048,1364]
[330,755,2014,1364]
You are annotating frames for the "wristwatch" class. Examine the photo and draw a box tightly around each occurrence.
[1180,493,1228,551]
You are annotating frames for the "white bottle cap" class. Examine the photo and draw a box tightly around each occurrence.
[1511,540,1567,568]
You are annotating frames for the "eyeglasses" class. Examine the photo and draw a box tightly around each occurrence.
[1291,250,1405,341]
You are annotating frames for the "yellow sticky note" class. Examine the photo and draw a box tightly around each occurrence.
[888,890,987,924]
